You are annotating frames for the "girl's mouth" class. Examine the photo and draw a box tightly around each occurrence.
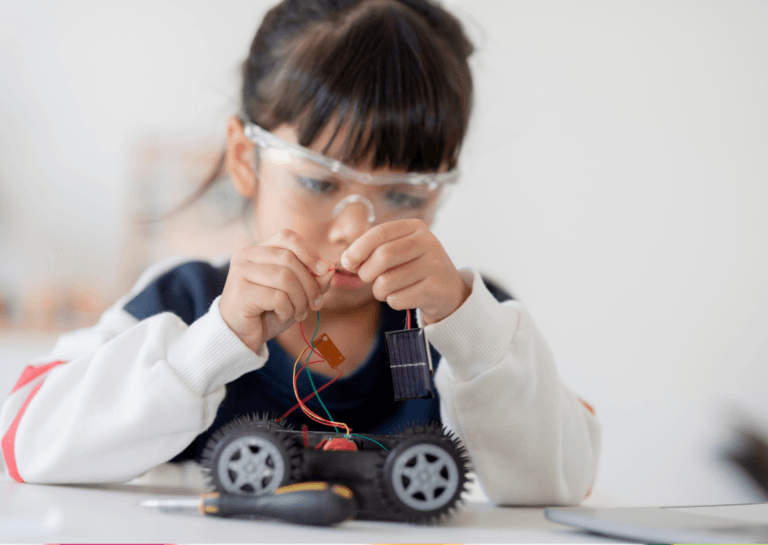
[333,268,363,289]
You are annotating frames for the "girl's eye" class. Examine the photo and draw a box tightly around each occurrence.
[297,177,339,195]
[385,189,426,209]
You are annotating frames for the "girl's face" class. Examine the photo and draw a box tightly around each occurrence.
[226,116,434,314]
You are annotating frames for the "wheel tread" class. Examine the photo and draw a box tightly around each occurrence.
[378,421,471,523]
[200,413,303,494]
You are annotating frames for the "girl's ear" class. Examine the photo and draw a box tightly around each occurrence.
[226,116,258,198]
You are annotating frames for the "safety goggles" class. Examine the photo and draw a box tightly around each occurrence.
[243,122,458,224]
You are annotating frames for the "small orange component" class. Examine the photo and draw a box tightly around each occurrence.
[322,437,358,451]
[313,333,345,368]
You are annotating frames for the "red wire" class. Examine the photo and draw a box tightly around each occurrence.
[278,362,341,422]
[292,358,333,427]
[300,322,325,360]
[278,321,333,420]
[290,333,346,431]
[282,321,327,415]
[293,364,346,431]
[283,305,351,434]
[406,308,411,329]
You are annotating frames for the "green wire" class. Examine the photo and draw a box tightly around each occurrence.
[302,312,390,452]
[304,310,340,433]
[348,433,389,452]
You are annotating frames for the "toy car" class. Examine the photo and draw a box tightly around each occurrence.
[201,414,471,523]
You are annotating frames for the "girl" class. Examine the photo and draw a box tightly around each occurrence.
[1,0,600,505]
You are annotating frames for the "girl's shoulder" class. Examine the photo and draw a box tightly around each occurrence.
[123,255,231,325]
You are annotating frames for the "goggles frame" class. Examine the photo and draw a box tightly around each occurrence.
[242,122,460,189]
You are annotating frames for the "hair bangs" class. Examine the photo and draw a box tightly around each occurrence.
[263,1,471,172]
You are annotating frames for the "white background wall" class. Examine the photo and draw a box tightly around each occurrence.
[1,0,767,506]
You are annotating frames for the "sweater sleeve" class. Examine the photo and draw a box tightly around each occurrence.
[420,268,601,506]
[0,257,268,484]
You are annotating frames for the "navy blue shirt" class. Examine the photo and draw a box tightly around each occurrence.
[124,261,512,462]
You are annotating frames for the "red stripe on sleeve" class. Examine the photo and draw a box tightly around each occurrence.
[2,381,45,483]
[578,397,596,416]
[10,361,65,393]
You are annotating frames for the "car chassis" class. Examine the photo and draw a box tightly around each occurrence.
[201,415,471,523]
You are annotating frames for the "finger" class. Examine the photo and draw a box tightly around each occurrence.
[266,229,331,276]
[382,277,429,311]
[370,257,426,302]
[243,245,324,312]
[240,282,297,324]
[340,219,422,272]
[356,232,425,284]
[315,268,336,296]
[239,263,307,321]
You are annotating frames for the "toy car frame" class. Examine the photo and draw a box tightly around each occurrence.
[201,415,471,523]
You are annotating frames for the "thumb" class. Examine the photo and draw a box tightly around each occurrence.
[316,267,336,296]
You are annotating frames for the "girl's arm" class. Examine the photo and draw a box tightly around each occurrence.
[0,257,266,484]
[422,268,601,506]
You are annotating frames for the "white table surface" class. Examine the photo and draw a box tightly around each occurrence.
[0,473,622,543]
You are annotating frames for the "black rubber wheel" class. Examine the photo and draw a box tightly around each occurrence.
[380,423,470,523]
[201,415,302,496]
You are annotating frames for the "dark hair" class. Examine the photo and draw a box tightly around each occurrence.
[192,0,474,209]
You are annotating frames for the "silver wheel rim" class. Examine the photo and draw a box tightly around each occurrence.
[390,443,460,511]
[217,435,286,495]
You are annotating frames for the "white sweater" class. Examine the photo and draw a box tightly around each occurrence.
[0,256,600,505]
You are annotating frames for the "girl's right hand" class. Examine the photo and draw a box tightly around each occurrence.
[219,229,335,353]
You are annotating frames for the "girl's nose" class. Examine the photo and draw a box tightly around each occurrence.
[328,195,374,246]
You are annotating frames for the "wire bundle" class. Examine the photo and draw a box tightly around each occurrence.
[276,312,349,434]
[276,293,398,451]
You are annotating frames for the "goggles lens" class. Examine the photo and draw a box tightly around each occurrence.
[244,123,457,224]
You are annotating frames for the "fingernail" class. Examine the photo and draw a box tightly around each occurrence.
[340,253,352,270]
[301,311,308,321]
[314,295,323,309]
[316,261,328,275]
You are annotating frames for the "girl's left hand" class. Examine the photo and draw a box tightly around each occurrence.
[340,219,471,325]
